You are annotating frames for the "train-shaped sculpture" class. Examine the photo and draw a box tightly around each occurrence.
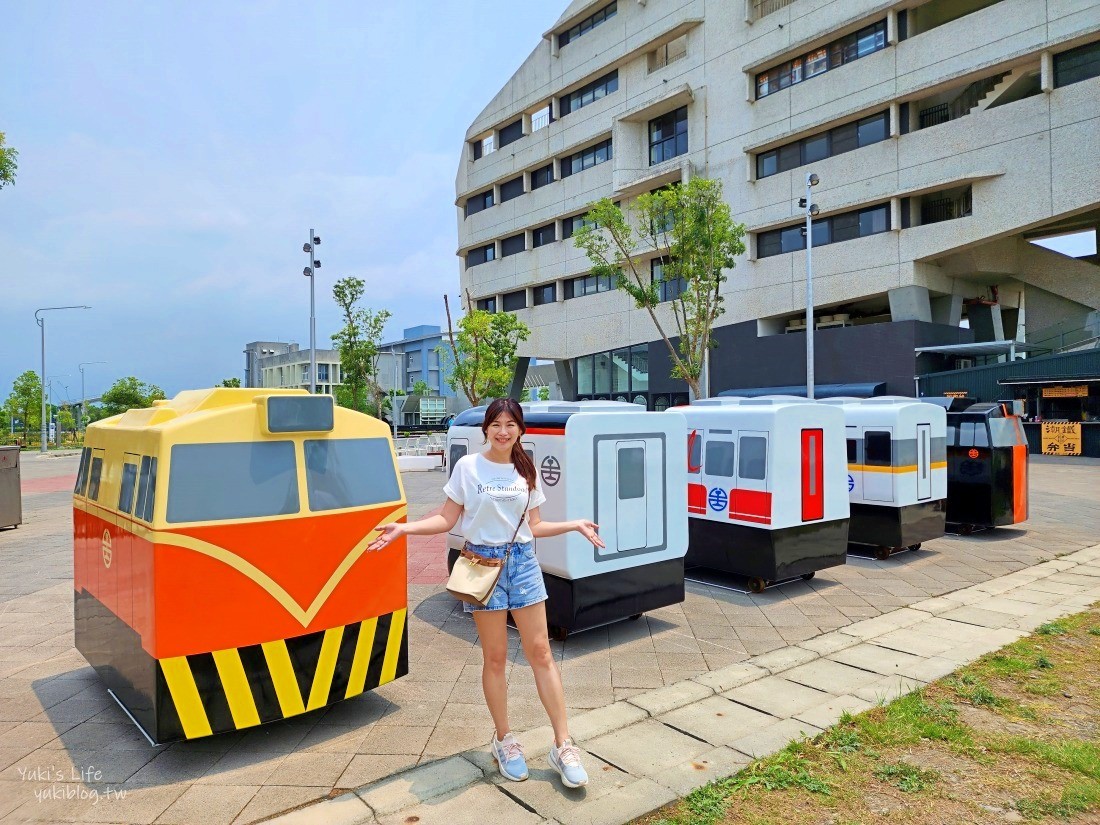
[74,389,409,744]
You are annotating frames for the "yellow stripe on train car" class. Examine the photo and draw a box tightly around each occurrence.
[211,648,262,729]
[847,462,947,473]
[380,608,407,685]
[160,656,213,738]
[346,616,378,699]
[306,626,345,711]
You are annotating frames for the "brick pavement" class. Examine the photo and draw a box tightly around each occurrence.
[0,454,1097,823]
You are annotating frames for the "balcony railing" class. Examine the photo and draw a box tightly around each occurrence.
[750,0,794,21]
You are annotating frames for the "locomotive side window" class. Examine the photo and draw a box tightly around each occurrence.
[74,447,91,496]
[688,430,702,473]
[618,447,646,499]
[134,456,152,522]
[142,458,157,523]
[864,431,891,466]
[167,442,299,523]
[448,444,468,477]
[304,438,402,511]
[846,439,857,463]
[118,462,139,515]
[705,440,735,477]
[989,418,1023,447]
[738,436,767,480]
[87,456,104,502]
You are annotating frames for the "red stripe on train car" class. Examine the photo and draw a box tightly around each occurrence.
[525,427,566,435]
[687,483,706,514]
[801,428,825,522]
[1013,443,1028,523]
[730,489,772,524]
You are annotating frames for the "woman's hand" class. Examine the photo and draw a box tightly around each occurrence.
[367,522,405,552]
[574,519,605,549]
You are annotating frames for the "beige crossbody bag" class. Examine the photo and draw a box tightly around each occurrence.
[447,491,531,607]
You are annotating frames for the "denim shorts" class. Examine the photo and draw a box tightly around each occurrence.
[462,541,548,614]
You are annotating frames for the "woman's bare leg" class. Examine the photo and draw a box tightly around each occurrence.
[472,608,512,738]
[511,602,570,746]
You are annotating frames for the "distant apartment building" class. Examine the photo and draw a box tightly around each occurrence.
[456,0,1100,406]
[242,341,343,395]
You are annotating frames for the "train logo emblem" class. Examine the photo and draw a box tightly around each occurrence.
[847,473,855,492]
[101,529,112,569]
[968,448,980,459]
[540,455,561,487]
[708,487,728,512]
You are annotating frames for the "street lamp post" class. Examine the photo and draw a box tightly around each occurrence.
[46,375,69,446]
[78,361,106,433]
[35,305,90,454]
[302,231,322,394]
[800,174,820,399]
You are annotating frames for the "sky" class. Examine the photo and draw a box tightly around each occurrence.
[0,1,555,404]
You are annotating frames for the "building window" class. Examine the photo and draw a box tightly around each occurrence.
[471,134,494,160]
[501,233,526,257]
[756,20,887,99]
[560,138,613,178]
[464,188,494,218]
[561,213,596,239]
[466,244,495,267]
[558,1,616,49]
[649,107,688,166]
[755,111,889,179]
[651,257,686,302]
[756,203,890,258]
[560,71,619,117]
[531,103,552,132]
[532,223,556,248]
[500,176,524,203]
[476,297,497,312]
[649,34,687,73]
[564,273,616,298]
[574,343,648,400]
[317,364,329,382]
[502,290,527,312]
[533,283,556,305]
[1054,40,1100,88]
[531,163,554,190]
[498,119,524,148]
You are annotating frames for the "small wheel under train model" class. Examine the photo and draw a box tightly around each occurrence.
[907,543,922,551]
[748,577,768,594]
[629,613,643,621]
[874,546,893,561]
[801,572,815,581]
[548,625,569,642]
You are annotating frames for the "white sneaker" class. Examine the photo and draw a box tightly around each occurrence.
[490,732,529,781]
[548,737,589,788]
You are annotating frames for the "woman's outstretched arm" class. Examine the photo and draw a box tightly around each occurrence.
[528,507,606,548]
[367,498,463,551]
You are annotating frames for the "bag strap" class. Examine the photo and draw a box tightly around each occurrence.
[503,490,532,560]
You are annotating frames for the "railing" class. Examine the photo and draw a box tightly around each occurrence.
[531,109,551,132]
[750,0,794,21]
[918,72,1008,129]
[918,103,950,129]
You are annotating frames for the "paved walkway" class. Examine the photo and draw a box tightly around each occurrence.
[271,543,1100,825]
[0,455,1098,823]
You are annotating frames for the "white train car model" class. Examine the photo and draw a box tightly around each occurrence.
[683,397,849,592]
[820,397,947,559]
[446,401,689,639]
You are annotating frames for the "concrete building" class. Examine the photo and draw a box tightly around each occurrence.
[455,0,1100,406]
[242,341,343,395]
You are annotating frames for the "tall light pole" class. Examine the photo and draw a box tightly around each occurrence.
[35,306,90,453]
[389,347,400,441]
[78,361,106,433]
[46,375,69,446]
[800,174,820,399]
[302,231,322,394]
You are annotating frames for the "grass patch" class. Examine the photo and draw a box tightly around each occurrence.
[872,761,940,793]
[725,747,832,796]
[1017,778,1100,820]
[1088,626,1100,636]
[1037,621,1068,636]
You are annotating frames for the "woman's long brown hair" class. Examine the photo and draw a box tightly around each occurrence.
[482,398,538,493]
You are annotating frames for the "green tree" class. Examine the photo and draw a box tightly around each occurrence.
[100,377,166,417]
[538,386,550,401]
[573,178,746,399]
[219,377,241,388]
[412,380,430,397]
[5,370,41,441]
[57,407,76,444]
[331,277,391,415]
[0,132,17,190]
[441,293,530,406]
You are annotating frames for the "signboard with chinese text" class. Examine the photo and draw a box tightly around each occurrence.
[1042,386,1088,398]
[1041,421,1082,456]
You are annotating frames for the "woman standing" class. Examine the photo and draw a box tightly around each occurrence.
[368,398,604,788]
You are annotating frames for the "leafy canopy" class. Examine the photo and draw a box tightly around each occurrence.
[331,276,391,416]
[441,295,530,406]
[4,370,41,440]
[100,377,166,416]
[0,132,17,190]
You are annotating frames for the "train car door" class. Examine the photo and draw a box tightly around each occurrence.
[862,428,893,503]
[732,431,770,524]
[687,429,706,515]
[448,437,469,479]
[700,430,735,522]
[614,440,648,551]
[916,424,932,501]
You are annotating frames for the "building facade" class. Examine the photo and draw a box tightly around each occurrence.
[243,341,344,396]
[455,0,1100,407]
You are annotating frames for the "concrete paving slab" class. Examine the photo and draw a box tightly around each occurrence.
[747,646,819,675]
[584,719,711,777]
[828,643,929,677]
[357,755,482,816]
[625,679,713,717]
[650,745,752,797]
[155,783,259,825]
[658,696,778,747]
[781,659,883,694]
[267,791,375,825]
[793,695,876,730]
[852,675,928,705]
[795,631,863,656]
[373,783,541,825]
[721,676,831,718]
[728,717,824,760]
[690,662,768,693]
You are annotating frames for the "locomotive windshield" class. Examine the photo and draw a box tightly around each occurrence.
[304,438,401,511]
[167,442,299,523]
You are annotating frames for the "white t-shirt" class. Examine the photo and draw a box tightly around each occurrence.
[443,453,547,545]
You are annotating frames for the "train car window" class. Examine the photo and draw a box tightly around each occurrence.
[989,418,1022,448]
[87,457,104,502]
[167,442,299,523]
[142,458,157,523]
[618,447,645,499]
[74,448,91,495]
[688,431,702,473]
[304,438,401,511]
[448,444,467,477]
[118,463,138,515]
[134,456,152,521]
[864,431,891,466]
[738,436,768,480]
[846,439,857,463]
[705,440,735,477]
[959,421,989,448]
[946,424,958,446]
